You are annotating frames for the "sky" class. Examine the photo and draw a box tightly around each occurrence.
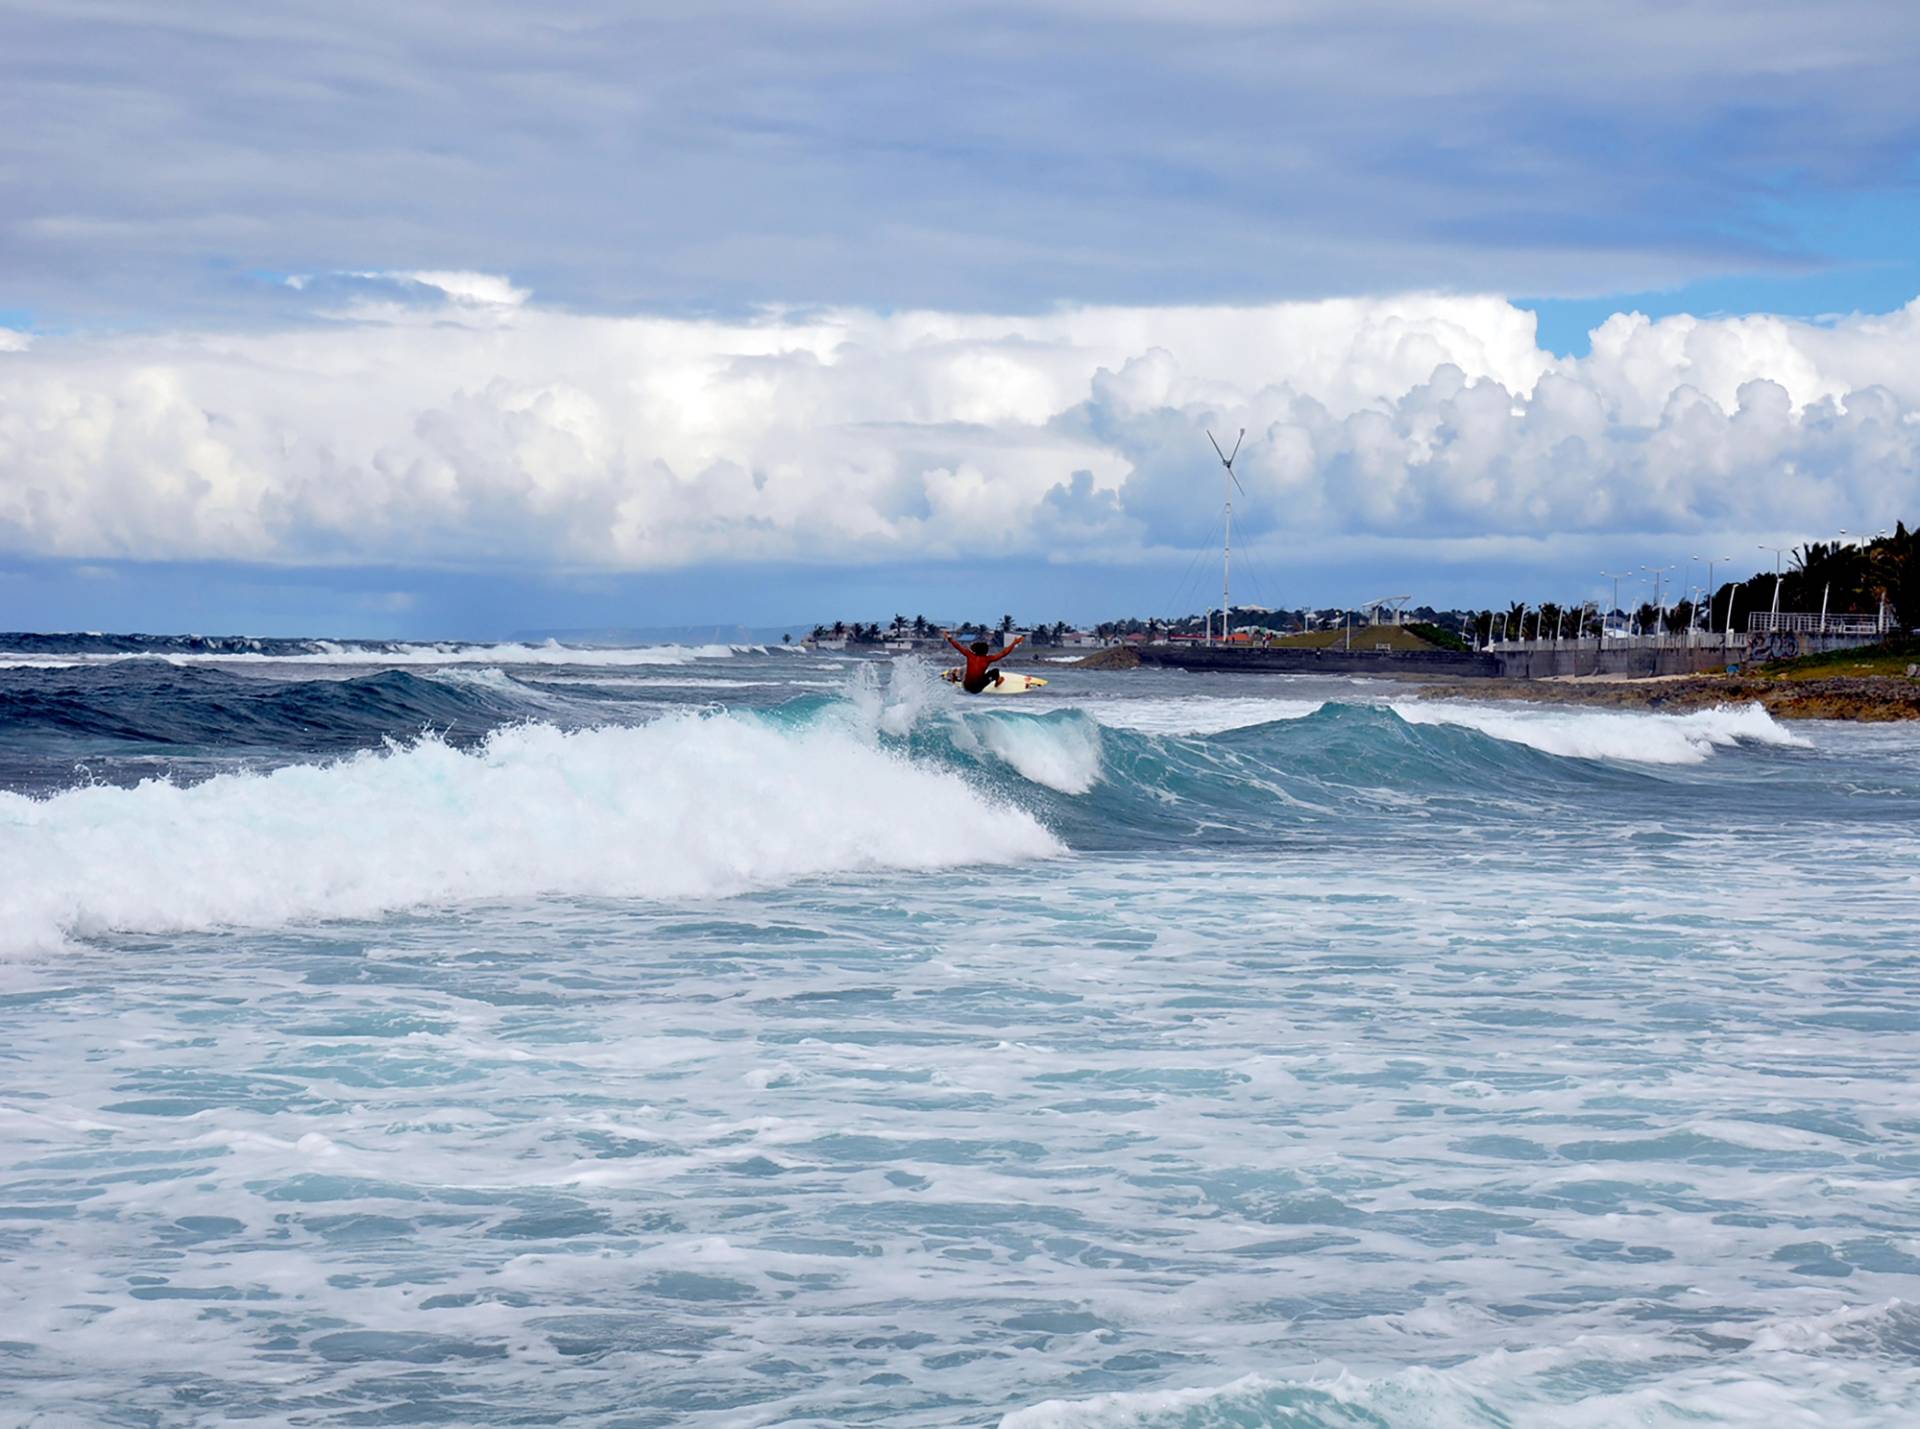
[4,0,1920,636]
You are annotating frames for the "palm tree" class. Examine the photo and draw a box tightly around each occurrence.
[999,613,1015,636]
[912,614,928,638]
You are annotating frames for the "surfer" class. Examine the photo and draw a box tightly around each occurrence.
[943,629,1024,693]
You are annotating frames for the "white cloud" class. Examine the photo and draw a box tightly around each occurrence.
[1,280,1917,570]
[0,328,30,352]
[365,270,530,307]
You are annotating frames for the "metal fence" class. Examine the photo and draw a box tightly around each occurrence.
[1486,630,1733,651]
[1745,611,1886,635]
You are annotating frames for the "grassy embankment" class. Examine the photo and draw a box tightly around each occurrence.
[1420,636,1920,721]
[1747,635,1920,682]
[1263,626,1443,653]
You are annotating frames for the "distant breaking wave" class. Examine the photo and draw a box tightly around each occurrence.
[1392,698,1809,764]
[1071,691,1809,764]
[0,631,768,668]
[0,666,531,752]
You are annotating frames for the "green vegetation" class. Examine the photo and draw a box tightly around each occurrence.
[1405,622,1468,652]
[1714,525,1918,634]
[1752,635,1920,682]
[1269,626,1441,652]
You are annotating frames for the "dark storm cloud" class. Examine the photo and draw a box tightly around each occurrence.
[5,0,1920,324]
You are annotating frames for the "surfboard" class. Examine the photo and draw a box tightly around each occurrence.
[942,668,1049,694]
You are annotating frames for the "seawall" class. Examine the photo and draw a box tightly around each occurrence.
[1488,642,1735,679]
[1136,647,1499,678]
[1137,633,1878,680]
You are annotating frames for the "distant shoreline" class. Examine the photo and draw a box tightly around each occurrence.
[1057,638,1920,720]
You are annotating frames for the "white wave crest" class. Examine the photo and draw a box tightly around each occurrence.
[969,715,1106,794]
[1392,700,1811,765]
[840,656,946,738]
[833,661,1105,793]
[1070,695,1326,736]
[0,714,1061,956]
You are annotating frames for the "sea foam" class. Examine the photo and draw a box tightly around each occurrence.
[1003,1300,1920,1427]
[0,713,1061,955]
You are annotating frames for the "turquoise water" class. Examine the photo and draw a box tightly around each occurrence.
[3,642,1918,1424]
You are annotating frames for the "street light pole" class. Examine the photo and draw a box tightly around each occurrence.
[1697,554,1732,635]
[1600,570,1632,640]
[1758,544,1791,626]
[1641,565,1674,637]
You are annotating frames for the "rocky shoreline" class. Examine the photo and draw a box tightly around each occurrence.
[1416,674,1920,721]
[1060,642,1920,719]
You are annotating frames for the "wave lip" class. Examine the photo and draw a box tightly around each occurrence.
[0,713,1061,956]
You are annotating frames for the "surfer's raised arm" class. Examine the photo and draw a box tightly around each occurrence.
[943,631,971,655]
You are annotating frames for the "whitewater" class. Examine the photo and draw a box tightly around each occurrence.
[2,637,1918,1426]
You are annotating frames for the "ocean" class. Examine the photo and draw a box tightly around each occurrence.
[2,635,1917,1426]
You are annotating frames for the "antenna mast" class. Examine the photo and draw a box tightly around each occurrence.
[1207,429,1244,648]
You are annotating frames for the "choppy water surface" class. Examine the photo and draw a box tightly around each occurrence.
[3,636,1918,1426]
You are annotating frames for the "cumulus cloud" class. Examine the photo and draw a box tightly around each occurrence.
[1,282,1917,570]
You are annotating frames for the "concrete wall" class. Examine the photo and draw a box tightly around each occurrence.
[1489,642,1736,679]
[1489,631,1878,679]
[1137,647,1499,678]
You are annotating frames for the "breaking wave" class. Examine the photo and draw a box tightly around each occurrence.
[1,647,1817,953]
[1391,699,1810,764]
[0,713,1062,956]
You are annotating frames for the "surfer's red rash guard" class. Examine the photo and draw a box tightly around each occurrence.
[945,634,1018,683]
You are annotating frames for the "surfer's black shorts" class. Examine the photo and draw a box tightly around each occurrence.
[961,671,999,694]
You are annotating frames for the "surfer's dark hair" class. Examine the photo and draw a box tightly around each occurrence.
[970,640,989,655]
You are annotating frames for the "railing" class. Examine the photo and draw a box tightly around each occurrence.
[1745,611,1886,635]
[1486,630,1731,651]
